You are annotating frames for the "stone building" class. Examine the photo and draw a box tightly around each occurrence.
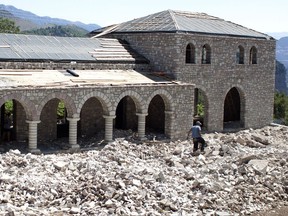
[0,10,275,153]
[91,10,276,131]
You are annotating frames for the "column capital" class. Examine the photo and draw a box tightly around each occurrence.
[66,117,80,122]
[26,120,41,124]
[136,113,148,117]
[103,115,116,119]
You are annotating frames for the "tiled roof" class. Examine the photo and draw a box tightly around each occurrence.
[92,10,272,39]
[0,34,148,63]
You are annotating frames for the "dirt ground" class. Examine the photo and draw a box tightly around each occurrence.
[252,206,288,216]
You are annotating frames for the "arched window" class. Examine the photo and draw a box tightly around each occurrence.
[250,46,257,64]
[236,45,244,64]
[201,44,211,64]
[185,43,195,64]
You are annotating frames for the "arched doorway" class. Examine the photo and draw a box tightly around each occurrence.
[0,99,28,152]
[146,95,165,133]
[56,100,69,138]
[224,87,242,129]
[194,88,208,128]
[115,96,137,130]
[80,97,105,139]
[39,99,69,142]
[1,100,15,142]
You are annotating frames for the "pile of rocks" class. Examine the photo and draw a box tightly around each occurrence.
[0,124,287,215]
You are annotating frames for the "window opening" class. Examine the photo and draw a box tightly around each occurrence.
[250,46,257,64]
[185,43,195,64]
[236,45,244,64]
[201,44,211,64]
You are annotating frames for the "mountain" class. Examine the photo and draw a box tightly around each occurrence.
[276,36,288,69]
[267,32,288,40]
[275,61,288,94]
[276,37,288,94]
[0,4,100,32]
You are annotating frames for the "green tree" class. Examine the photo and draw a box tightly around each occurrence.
[274,92,288,125]
[57,101,66,118]
[0,18,20,33]
[4,100,13,115]
[22,25,88,37]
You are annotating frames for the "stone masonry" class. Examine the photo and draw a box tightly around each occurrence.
[104,32,275,131]
[0,77,194,152]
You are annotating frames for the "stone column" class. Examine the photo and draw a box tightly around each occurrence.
[26,120,41,154]
[103,115,116,143]
[136,113,148,140]
[66,117,80,150]
[165,111,174,139]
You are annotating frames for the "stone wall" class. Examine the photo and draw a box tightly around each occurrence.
[0,83,194,144]
[0,61,151,72]
[106,32,276,131]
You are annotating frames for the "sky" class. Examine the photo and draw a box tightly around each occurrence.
[1,0,288,35]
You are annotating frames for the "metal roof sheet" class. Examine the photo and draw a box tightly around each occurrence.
[92,10,272,39]
[0,34,148,62]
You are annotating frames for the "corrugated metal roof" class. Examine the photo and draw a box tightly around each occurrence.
[0,34,148,62]
[92,10,272,39]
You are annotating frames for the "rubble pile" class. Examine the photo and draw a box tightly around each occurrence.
[0,125,287,215]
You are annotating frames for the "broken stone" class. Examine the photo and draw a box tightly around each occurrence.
[248,159,269,175]
[0,125,287,215]
[251,134,271,145]
[53,161,67,170]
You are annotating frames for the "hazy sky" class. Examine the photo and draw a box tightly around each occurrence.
[1,0,288,33]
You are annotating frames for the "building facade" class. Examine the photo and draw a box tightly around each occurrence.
[92,10,276,132]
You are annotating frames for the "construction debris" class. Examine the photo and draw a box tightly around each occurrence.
[0,124,287,215]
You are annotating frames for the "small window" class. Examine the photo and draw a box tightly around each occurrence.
[250,46,257,64]
[185,43,195,64]
[236,45,244,64]
[201,44,211,64]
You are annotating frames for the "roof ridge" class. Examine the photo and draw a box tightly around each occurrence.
[168,10,180,31]
[90,9,273,40]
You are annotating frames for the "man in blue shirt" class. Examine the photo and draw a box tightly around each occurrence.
[187,121,206,153]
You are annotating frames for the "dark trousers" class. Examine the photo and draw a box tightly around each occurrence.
[193,137,206,151]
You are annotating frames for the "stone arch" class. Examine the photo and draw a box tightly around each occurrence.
[194,87,209,128]
[201,43,211,64]
[78,91,112,116]
[250,46,257,64]
[114,90,144,130]
[223,86,246,128]
[145,89,174,113]
[114,90,144,114]
[37,92,77,119]
[78,92,110,138]
[237,45,245,64]
[0,93,36,120]
[185,43,196,64]
[145,89,174,136]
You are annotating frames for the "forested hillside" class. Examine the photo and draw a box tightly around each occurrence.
[0,4,100,32]
[276,36,288,69]
[275,60,288,94]
[22,25,89,37]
